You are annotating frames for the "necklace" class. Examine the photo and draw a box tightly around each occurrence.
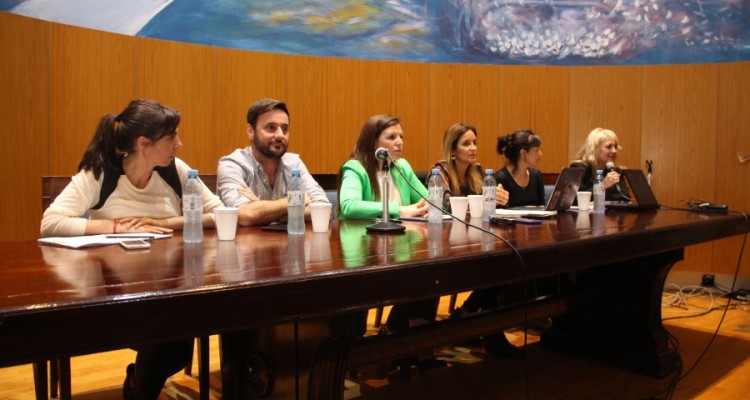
[512,168,529,189]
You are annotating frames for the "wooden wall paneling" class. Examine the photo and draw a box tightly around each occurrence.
[358,60,431,172]
[497,66,569,173]
[642,64,720,273]
[286,55,360,174]
[0,13,49,241]
[213,48,288,168]
[49,24,135,176]
[712,62,750,276]
[428,63,500,172]
[569,66,642,171]
[641,64,719,206]
[134,38,215,173]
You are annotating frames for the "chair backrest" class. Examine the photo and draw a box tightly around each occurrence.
[542,172,559,205]
[42,176,73,213]
[199,174,217,193]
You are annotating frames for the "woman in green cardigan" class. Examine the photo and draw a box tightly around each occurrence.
[338,114,429,220]
[337,114,443,377]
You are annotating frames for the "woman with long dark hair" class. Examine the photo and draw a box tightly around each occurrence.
[41,99,223,399]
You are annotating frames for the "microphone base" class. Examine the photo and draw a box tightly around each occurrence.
[366,221,406,234]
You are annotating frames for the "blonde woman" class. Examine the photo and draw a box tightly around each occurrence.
[571,127,629,201]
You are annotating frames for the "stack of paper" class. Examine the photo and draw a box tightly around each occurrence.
[38,233,172,249]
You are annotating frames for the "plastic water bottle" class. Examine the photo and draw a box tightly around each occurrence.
[287,169,305,234]
[482,169,497,221]
[427,168,444,223]
[593,169,605,213]
[183,169,203,243]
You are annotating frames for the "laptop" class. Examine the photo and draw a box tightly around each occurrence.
[605,169,660,210]
[497,167,585,217]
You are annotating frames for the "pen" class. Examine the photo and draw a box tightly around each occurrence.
[105,235,154,239]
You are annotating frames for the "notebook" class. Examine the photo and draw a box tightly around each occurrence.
[498,167,585,217]
[605,169,660,210]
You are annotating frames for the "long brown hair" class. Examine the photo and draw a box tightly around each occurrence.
[349,114,401,200]
[77,99,180,178]
[442,123,482,195]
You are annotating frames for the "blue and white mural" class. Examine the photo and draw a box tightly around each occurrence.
[3,0,749,65]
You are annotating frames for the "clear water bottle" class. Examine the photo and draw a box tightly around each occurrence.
[183,169,203,243]
[482,169,497,221]
[593,169,606,213]
[287,168,305,234]
[427,168,444,223]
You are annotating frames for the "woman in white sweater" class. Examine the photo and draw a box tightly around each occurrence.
[41,100,222,237]
[40,99,223,400]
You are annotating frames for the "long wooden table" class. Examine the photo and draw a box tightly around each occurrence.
[1,209,747,399]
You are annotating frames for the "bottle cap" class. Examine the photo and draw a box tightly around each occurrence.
[188,169,198,178]
[485,169,493,175]
[432,168,439,175]
[596,169,604,175]
[291,168,301,177]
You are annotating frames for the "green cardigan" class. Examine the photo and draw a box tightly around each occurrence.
[338,158,428,220]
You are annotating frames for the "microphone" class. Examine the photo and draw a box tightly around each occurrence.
[605,162,630,201]
[605,161,618,175]
[367,147,405,233]
[375,147,389,160]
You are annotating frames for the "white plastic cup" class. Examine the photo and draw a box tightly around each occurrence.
[449,196,469,220]
[577,191,592,212]
[467,195,484,218]
[310,203,332,233]
[214,207,239,241]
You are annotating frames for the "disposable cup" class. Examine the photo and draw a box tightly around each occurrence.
[214,207,239,240]
[310,203,332,233]
[576,191,592,211]
[449,196,469,221]
[467,195,484,218]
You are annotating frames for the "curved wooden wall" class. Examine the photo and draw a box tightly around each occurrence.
[1,12,748,278]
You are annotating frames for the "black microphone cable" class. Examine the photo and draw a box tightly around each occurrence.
[638,210,748,400]
[387,156,532,400]
[671,211,747,383]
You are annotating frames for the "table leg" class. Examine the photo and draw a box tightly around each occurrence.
[541,249,684,378]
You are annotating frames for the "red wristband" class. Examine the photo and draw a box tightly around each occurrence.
[113,219,120,234]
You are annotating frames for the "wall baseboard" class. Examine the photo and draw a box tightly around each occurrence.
[666,270,750,293]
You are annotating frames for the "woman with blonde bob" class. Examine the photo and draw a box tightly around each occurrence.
[571,127,629,201]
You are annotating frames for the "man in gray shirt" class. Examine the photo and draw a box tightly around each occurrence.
[217,98,328,226]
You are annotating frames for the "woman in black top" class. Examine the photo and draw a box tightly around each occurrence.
[494,129,545,207]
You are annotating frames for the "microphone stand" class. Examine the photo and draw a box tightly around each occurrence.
[366,159,406,233]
